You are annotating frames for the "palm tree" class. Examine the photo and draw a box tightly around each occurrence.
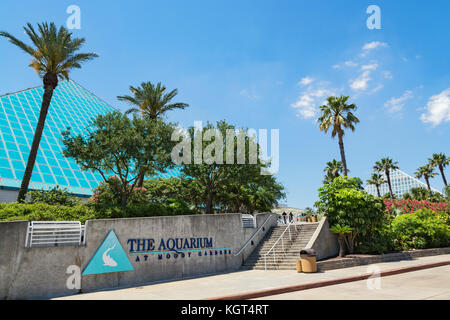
[373,158,399,198]
[118,82,189,187]
[317,96,359,176]
[366,173,386,197]
[118,82,188,119]
[323,159,343,184]
[0,22,98,202]
[428,153,449,186]
[415,165,437,192]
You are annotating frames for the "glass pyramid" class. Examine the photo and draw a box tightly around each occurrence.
[0,80,180,197]
[364,169,442,198]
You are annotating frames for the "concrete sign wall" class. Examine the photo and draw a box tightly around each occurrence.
[0,213,275,300]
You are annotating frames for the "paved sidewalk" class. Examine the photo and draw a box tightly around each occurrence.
[54,254,450,300]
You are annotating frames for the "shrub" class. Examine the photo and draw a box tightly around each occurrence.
[26,186,80,206]
[0,202,96,223]
[383,198,449,215]
[0,201,200,224]
[391,209,450,250]
[89,176,148,206]
[315,176,386,253]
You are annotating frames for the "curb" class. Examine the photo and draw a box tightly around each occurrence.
[205,260,450,300]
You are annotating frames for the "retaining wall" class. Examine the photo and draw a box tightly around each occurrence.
[0,212,276,299]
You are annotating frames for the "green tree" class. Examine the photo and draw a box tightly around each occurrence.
[366,173,386,197]
[0,22,98,202]
[428,153,449,186]
[62,111,175,207]
[118,82,188,119]
[178,120,281,214]
[117,81,188,187]
[373,157,399,198]
[315,176,385,253]
[323,159,343,184]
[330,224,353,257]
[415,165,438,192]
[317,96,359,176]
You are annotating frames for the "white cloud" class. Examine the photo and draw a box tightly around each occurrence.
[332,60,358,69]
[298,77,314,86]
[361,63,378,71]
[384,90,414,113]
[240,89,259,99]
[291,84,336,119]
[361,41,388,57]
[350,70,372,91]
[383,71,393,79]
[370,84,384,94]
[420,88,450,126]
[362,41,388,51]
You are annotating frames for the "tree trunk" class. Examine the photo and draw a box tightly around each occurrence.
[425,176,431,191]
[439,165,447,186]
[121,193,128,207]
[338,132,348,176]
[338,236,346,257]
[386,170,393,198]
[376,185,381,197]
[17,73,58,202]
[205,189,214,214]
[137,170,145,188]
[347,235,354,254]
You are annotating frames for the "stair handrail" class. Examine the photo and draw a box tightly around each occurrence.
[263,220,297,270]
[233,213,277,256]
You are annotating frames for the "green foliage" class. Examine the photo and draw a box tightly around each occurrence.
[118,81,189,119]
[62,111,176,207]
[315,176,385,252]
[0,201,199,224]
[330,224,352,235]
[0,202,96,223]
[26,186,80,206]
[391,209,450,250]
[405,187,447,202]
[178,120,285,213]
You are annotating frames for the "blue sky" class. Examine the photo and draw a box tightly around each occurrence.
[0,0,449,208]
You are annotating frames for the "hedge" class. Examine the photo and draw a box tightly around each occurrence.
[0,202,200,224]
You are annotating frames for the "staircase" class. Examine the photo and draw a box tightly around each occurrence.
[242,222,320,270]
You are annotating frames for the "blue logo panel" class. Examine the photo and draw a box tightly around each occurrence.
[82,230,134,276]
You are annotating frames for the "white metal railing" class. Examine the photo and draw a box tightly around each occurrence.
[241,214,257,228]
[234,214,277,256]
[25,221,85,248]
[263,220,297,270]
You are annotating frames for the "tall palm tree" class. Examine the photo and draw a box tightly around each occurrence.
[118,82,188,119]
[323,159,343,184]
[117,82,188,187]
[428,153,449,186]
[415,165,437,192]
[367,173,386,197]
[373,158,399,198]
[0,22,98,202]
[317,96,359,176]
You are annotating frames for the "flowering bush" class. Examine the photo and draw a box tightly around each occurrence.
[383,198,449,215]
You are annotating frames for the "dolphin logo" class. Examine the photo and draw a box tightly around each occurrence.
[102,244,117,267]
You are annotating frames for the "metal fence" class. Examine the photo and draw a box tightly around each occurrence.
[25,221,85,248]
[241,214,256,228]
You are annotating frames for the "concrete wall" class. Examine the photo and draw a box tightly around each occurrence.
[0,212,276,300]
[0,189,18,203]
[305,217,339,261]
